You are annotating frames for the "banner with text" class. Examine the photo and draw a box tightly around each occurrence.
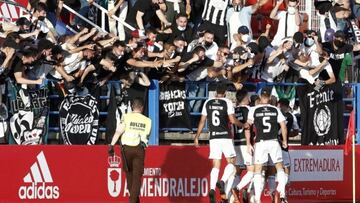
[297,82,344,145]
[8,85,49,145]
[0,146,358,203]
[159,82,192,129]
[59,95,99,145]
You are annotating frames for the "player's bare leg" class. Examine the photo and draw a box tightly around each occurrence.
[253,164,264,203]
[232,164,254,203]
[274,162,287,203]
[217,157,236,201]
[209,159,221,203]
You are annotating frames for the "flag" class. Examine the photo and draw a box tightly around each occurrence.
[344,110,355,156]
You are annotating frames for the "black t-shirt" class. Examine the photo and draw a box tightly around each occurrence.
[179,52,214,76]
[233,105,251,146]
[248,104,286,142]
[126,0,160,28]
[322,42,353,80]
[201,97,234,139]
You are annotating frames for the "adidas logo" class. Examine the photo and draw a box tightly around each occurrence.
[18,151,60,199]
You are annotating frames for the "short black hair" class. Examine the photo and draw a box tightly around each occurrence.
[113,40,126,48]
[278,98,290,107]
[215,83,227,95]
[193,46,206,55]
[35,2,48,12]
[37,39,54,52]
[293,31,304,44]
[21,47,38,58]
[173,36,186,42]
[236,89,248,103]
[204,30,215,36]
[132,97,144,109]
[145,27,157,35]
[176,13,188,19]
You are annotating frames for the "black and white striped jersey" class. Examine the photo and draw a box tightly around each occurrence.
[201,97,234,139]
[202,0,230,26]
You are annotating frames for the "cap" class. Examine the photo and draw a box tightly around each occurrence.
[261,86,272,96]
[238,26,250,35]
[16,17,31,26]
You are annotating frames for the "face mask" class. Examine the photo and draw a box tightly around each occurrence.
[287,6,296,15]
[241,34,251,44]
[334,40,345,48]
[177,26,186,31]
[38,16,45,21]
[204,41,213,47]
[176,47,183,53]
[304,38,315,47]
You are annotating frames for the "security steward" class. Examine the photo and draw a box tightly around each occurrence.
[109,98,151,203]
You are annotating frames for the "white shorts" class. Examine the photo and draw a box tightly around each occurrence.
[209,139,236,160]
[254,140,283,165]
[235,145,254,167]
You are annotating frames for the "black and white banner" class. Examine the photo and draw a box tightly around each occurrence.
[59,95,99,145]
[159,82,191,129]
[105,84,148,143]
[9,87,49,145]
[297,82,344,145]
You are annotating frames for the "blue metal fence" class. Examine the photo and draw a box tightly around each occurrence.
[44,80,358,146]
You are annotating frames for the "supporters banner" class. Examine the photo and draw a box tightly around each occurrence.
[159,82,192,129]
[297,82,344,145]
[59,95,99,145]
[0,146,358,202]
[8,86,49,145]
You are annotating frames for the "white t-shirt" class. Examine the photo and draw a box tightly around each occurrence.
[187,40,219,61]
[226,5,253,45]
[271,11,301,47]
[299,45,333,84]
[260,47,288,82]
[51,53,86,79]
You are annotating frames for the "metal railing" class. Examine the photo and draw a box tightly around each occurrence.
[42,80,359,145]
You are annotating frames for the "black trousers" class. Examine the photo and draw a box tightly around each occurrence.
[122,144,145,203]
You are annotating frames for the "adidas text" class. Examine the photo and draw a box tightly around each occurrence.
[18,182,59,199]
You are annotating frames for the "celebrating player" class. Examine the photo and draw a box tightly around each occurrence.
[194,83,248,203]
[245,87,288,203]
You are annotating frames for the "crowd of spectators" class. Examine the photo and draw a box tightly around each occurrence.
[0,0,358,128]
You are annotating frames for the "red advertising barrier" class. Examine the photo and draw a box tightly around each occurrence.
[0,145,359,202]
